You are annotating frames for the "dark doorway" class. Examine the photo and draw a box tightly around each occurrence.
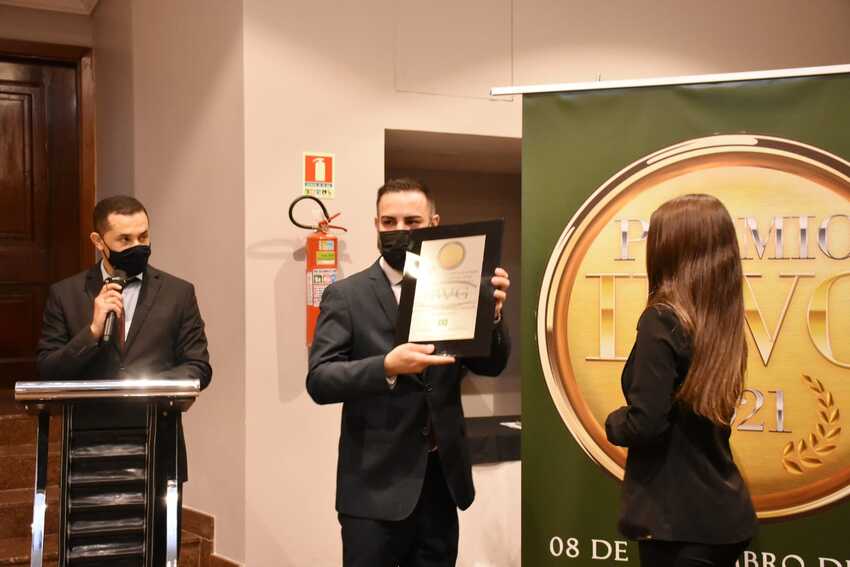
[0,41,96,395]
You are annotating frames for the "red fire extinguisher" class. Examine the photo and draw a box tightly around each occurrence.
[289,195,347,345]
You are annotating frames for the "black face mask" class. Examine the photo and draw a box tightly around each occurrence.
[378,230,411,271]
[104,243,151,277]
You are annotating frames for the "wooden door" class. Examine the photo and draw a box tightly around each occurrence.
[0,57,83,389]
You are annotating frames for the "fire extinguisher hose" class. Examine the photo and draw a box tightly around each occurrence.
[288,195,347,233]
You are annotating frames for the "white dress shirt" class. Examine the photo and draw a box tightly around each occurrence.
[379,256,403,304]
[379,256,403,389]
[100,261,143,338]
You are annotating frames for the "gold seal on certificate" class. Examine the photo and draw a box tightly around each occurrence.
[396,220,504,357]
[437,242,466,269]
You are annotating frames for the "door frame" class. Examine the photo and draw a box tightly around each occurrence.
[0,39,96,270]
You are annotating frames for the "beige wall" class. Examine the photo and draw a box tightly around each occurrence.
[513,0,850,86]
[92,0,133,198]
[131,0,246,561]
[244,1,850,565]
[93,0,247,561]
[0,4,92,46]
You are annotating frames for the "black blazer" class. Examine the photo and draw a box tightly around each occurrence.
[36,264,212,480]
[605,306,756,545]
[307,260,510,521]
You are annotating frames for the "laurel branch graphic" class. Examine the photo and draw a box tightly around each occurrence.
[781,375,841,475]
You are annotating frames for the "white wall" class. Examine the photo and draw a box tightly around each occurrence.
[0,4,92,46]
[244,1,850,565]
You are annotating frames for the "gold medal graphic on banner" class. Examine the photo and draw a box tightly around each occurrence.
[539,135,850,519]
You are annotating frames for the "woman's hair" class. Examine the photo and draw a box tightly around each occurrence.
[646,194,747,425]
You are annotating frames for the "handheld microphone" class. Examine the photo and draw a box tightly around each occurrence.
[102,269,128,344]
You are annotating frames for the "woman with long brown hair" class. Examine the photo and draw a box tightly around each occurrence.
[605,194,757,566]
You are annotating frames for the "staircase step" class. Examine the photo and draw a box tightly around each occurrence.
[63,532,200,567]
[0,537,209,567]
[0,535,202,567]
[0,412,61,447]
[180,530,202,567]
[0,392,15,415]
[0,487,60,539]
[0,534,58,566]
[0,533,202,563]
[0,445,61,491]
[0,444,60,458]
[0,514,206,566]
[210,554,241,567]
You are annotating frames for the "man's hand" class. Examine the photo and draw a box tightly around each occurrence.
[90,282,124,339]
[492,267,510,321]
[384,343,456,376]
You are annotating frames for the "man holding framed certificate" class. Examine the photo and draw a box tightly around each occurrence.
[307,178,511,567]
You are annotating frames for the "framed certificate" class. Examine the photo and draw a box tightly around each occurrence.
[396,220,504,358]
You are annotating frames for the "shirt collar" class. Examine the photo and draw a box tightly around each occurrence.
[379,256,403,287]
[100,260,144,282]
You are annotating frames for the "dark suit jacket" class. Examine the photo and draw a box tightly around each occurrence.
[36,264,212,481]
[605,306,757,545]
[307,260,510,521]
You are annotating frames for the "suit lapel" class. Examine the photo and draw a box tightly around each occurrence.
[367,260,398,329]
[84,264,103,300]
[368,260,426,386]
[124,266,163,353]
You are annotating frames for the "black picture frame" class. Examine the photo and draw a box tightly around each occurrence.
[396,219,504,358]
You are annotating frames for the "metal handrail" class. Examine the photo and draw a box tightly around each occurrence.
[15,378,200,402]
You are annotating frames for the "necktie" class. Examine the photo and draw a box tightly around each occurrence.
[108,276,138,352]
[118,308,126,351]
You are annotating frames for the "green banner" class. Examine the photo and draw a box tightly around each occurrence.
[523,73,850,566]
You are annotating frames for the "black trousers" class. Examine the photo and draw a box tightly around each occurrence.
[339,452,459,567]
[638,539,750,567]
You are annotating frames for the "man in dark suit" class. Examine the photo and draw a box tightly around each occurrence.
[307,178,510,567]
[37,195,212,545]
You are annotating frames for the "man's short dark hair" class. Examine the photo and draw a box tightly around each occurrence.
[93,195,148,234]
[376,178,436,214]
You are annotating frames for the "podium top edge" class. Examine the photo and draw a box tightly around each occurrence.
[14,378,201,402]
